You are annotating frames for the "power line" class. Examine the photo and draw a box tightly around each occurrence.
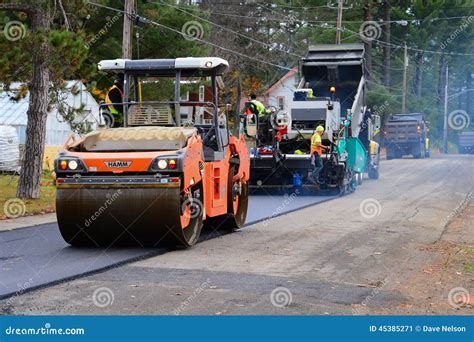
[265,3,340,10]
[156,1,305,59]
[184,1,342,10]
[171,5,474,25]
[344,27,474,56]
[87,2,294,71]
[371,58,406,71]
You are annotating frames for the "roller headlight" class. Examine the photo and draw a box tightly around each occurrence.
[68,160,78,170]
[157,159,168,170]
[149,156,181,172]
[55,157,87,173]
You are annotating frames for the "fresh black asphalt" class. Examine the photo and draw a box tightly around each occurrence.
[0,194,335,299]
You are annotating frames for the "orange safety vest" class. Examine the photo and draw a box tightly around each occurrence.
[310,133,322,155]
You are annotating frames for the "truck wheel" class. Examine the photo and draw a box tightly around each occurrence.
[350,173,357,193]
[356,173,363,185]
[339,169,356,195]
[386,148,394,160]
[368,153,380,180]
[368,167,379,180]
[413,144,423,159]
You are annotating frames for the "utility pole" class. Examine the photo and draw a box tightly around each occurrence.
[382,0,391,87]
[335,0,343,44]
[122,0,134,59]
[443,65,449,153]
[363,0,372,89]
[401,42,408,113]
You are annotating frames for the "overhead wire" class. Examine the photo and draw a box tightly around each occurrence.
[343,27,474,56]
[170,3,474,58]
[171,4,474,24]
[156,1,305,59]
[87,2,294,71]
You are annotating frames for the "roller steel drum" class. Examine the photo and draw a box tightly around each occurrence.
[56,180,203,247]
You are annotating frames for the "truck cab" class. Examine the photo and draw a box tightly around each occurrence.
[385,113,430,159]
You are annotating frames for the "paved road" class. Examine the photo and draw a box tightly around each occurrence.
[1,155,472,315]
[0,195,334,300]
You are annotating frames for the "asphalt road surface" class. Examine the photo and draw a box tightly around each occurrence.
[0,194,334,300]
[1,155,472,315]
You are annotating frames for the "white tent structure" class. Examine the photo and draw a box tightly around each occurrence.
[0,125,20,172]
[0,81,101,146]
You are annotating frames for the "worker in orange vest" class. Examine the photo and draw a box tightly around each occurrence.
[309,125,328,184]
[105,74,124,127]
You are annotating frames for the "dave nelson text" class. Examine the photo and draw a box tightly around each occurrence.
[369,325,466,333]
[420,325,466,333]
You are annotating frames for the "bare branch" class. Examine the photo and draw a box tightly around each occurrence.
[57,0,70,31]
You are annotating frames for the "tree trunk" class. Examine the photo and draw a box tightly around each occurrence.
[363,0,373,89]
[382,0,391,87]
[16,3,50,199]
[414,52,423,99]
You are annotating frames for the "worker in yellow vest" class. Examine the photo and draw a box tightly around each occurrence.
[249,93,273,145]
[309,125,328,184]
[250,94,272,118]
[105,74,124,127]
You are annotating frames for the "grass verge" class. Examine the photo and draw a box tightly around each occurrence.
[0,173,56,219]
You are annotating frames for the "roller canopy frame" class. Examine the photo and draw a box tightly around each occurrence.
[98,57,229,77]
[99,57,229,155]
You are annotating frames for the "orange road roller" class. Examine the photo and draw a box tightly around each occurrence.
[54,58,250,247]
